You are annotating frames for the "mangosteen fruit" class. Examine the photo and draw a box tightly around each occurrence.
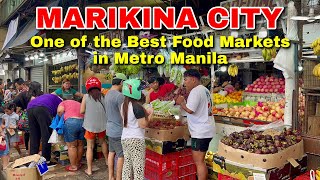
[274,140,281,147]
[248,149,255,153]
[286,128,293,135]
[243,133,250,139]
[274,135,280,140]
[255,149,262,154]
[265,135,273,141]
[296,135,302,142]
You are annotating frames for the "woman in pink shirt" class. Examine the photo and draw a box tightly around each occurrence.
[57,100,85,172]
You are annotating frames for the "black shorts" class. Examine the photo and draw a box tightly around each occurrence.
[191,138,212,152]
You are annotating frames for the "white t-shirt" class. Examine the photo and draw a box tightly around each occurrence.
[121,102,145,140]
[186,85,215,138]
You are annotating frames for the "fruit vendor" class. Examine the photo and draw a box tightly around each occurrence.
[146,77,176,103]
[52,79,83,100]
[175,69,215,180]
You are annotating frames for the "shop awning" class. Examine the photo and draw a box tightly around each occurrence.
[1,0,60,51]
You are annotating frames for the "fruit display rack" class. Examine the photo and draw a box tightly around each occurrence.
[213,115,270,127]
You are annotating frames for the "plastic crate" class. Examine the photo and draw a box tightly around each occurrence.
[178,164,196,177]
[178,173,197,180]
[145,165,178,180]
[146,149,179,171]
[218,173,237,180]
[178,148,194,166]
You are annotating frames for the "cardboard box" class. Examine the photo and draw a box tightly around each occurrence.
[210,154,308,180]
[316,103,320,116]
[145,125,190,142]
[6,154,42,180]
[145,138,187,155]
[218,141,304,169]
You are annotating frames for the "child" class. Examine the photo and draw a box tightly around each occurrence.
[0,110,9,169]
[80,77,108,176]
[3,103,21,156]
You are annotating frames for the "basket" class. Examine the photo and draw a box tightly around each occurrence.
[303,60,320,89]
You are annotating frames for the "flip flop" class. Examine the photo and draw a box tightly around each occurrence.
[85,169,92,176]
[78,163,83,169]
[65,165,78,172]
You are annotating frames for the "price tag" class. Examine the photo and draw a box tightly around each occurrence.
[253,173,266,180]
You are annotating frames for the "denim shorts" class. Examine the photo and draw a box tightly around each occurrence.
[109,137,124,157]
[63,118,85,143]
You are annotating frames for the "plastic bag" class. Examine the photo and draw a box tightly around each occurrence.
[249,120,285,132]
[48,130,59,144]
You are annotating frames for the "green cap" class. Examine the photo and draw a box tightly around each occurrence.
[122,79,141,100]
[114,73,127,81]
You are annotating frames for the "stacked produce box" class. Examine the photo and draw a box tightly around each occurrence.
[144,100,196,179]
[205,127,307,180]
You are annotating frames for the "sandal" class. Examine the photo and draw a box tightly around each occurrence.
[65,165,78,172]
[85,169,92,176]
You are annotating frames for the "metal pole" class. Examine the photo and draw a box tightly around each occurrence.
[77,0,85,93]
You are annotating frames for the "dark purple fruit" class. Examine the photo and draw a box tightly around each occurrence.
[274,135,280,140]
[279,133,286,140]
[265,135,273,141]
[259,142,267,148]
[270,148,278,154]
[243,133,250,139]
[246,144,252,150]
[255,149,262,154]
[296,135,302,142]
[274,140,281,147]
[286,128,293,135]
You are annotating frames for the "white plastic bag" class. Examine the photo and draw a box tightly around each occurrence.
[48,130,58,144]
[249,120,285,132]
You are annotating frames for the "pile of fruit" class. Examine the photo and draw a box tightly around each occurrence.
[299,91,305,120]
[213,100,285,121]
[245,76,285,94]
[110,64,142,76]
[220,128,302,154]
[310,38,320,55]
[51,64,79,83]
[228,64,239,77]
[262,47,277,61]
[148,119,184,130]
[213,91,243,104]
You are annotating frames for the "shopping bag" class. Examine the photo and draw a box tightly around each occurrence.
[0,136,6,151]
[48,130,59,144]
[17,110,29,132]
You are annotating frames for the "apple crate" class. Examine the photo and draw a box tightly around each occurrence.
[178,173,197,180]
[178,148,194,166]
[178,164,196,177]
[145,149,179,171]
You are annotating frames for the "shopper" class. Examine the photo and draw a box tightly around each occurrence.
[121,79,153,180]
[81,77,108,176]
[175,69,215,180]
[0,113,9,170]
[146,77,176,103]
[27,94,63,167]
[105,73,127,180]
[4,82,16,103]
[0,79,4,100]
[13,81,43,153]
[57,100,85,172]
[2,103,21,156]
[14,78,29,94]
[52,79,83,100]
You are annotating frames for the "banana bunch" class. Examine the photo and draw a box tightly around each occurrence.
[105,73,112,80]
[228,64,238,77]
[262,47,277,61]
[316,169,320,180]
[52,76,63,84]
[313,63,320,78]
[311,38,320,55]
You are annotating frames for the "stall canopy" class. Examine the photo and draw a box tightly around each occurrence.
[0,0,60,51]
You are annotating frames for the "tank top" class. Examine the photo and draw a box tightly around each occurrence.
[82,94,106,133]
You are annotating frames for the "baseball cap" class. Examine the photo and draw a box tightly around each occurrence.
[114,73,127,81]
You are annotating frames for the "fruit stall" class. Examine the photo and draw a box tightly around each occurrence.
[48,49,80,93]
